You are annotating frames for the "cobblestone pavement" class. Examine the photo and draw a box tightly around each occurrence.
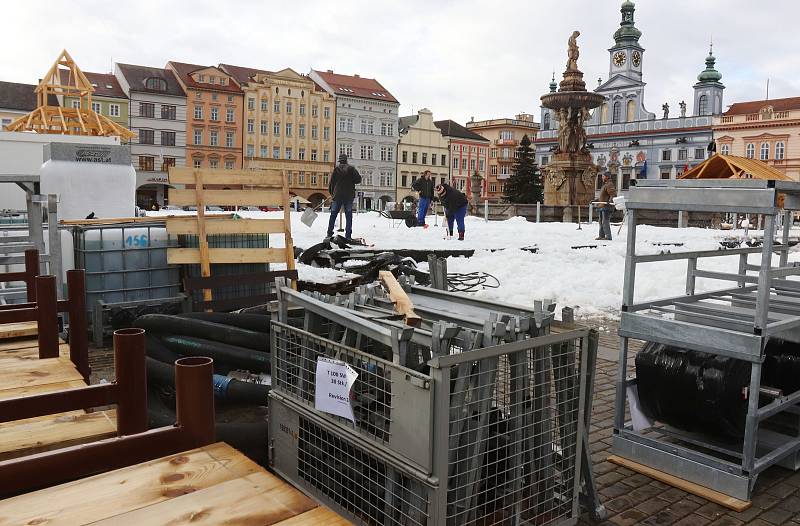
[582,329,800,526]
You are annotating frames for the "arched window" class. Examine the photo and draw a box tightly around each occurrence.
[698,95,708,115]
[601,104,609,124]
[745,143,755,158]
[760,142,770,161]
[721,144,730,155]
[275,87,279,94]
[776,142,785,160]
[612,101,622,123]
[626,100,636,122]
[543,112,551,130]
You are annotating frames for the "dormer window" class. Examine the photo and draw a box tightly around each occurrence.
[105,84,113,89]
[145,77,167,91]
[199,74,206,82]
[220,78,227,86]
[91,82,98,88]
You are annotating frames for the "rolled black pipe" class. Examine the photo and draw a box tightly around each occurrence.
[222,376,270,405]
[159,334,270,374]
[145,334,182,365]
[135,314,268,351]
[176,312,270,333]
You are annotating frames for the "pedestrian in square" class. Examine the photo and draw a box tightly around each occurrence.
[326,154,361,240]
[411,170,435,228]
[596,173,617,240]
[435,183,468,241]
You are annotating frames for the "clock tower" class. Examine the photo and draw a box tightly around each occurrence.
[608,0,644,82]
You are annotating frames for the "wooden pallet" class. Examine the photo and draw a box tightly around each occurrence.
[0,442,349,525]
[166,167,296,305]
[0,321,38,340]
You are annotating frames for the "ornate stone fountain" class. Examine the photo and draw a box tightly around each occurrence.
[541,31,605,214]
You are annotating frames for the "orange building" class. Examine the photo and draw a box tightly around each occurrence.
[167,61,243,172]
[714,97,800,181]
[466,114,539,201]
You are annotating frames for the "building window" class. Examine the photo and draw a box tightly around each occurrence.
[299,103,305,116]
[760,142,770,161]
[140,102,154,118]
[210,130,218,146]
[698,95,708,116]
[227,95,233,103]
[71,100,80,109]
[402,151,408,163]
[502,148,510,159]
[286,101,292,114]
[541,155,550,166]
[381,122,394,136]
[721,144,730,155]
[225,132,234,148]
[273,147,280,159]
[145,78,167,91]
[209,159,218,169]
[412,152,418,164]
[678,149,687,161]
[401,175,408,187]
[431,153,437,165]
[323,127,330,140]
[381,146,393,162]
[441,155,446,166]
[273,122,280,136]
[286,123,292,137]
[90,102,101,113]
[260,120,267,134]
[360,145,374,160]
[162,157,176,172]
[138,156,155,171]
[422,152,428,164]
[745,143,755,158]
[139,129,154,144]
[500,130,513,141]
[225,160,234,170]
[195,92,202,100]
[479,159,485,171]
[694,148,705,160]
[311,125,318,139]
[776,141,786,160]
[297,172,304,184]
[324,107,331,119]
[226,108,234,123]
[491,165,498,175]
[311,173,317,185]
[246,144,254,157]
[248,98,255,110]
[312,105,318,117]
[210,107,218,121]
[161,105,176,120]
[260,145,267,158]
[452,157,458,169]
[324,150,330,162]
[613,101,622,123]
[274,100,280,113]
[543,113,550,130]
[194,105,202,120]
[491,149,497,158]
[161,131,175,146]
[311,149,318,161]
[661,171,671,179]
[360,120,374,134]
[490,183,497,193]
[661,149,672,161]
[247,119,254,134]
[261,99,268,111]
[299,148,306,160]
[193,159,201,169]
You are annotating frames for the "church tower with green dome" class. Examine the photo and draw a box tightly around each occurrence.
[693,44,725,116]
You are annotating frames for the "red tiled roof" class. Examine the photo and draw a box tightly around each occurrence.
[167,61,242,93]
[59,70,126,98]
[218,63,272,86]
[724,97,800,116]
[312,70,397,103]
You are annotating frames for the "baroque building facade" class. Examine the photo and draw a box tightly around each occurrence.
[310,70,399,210]
[535,1,724,193]
[396,108,450,204]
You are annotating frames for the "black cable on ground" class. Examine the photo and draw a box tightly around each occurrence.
[446,272,501,293]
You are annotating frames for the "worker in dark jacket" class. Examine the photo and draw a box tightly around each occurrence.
[596,173,617,240]
[411,170,435,228]
[327,154,362,240]
[435,183,468,240]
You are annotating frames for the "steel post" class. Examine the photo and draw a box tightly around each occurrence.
[46,194,63,299]
[67,269,90,382]
[114,328,148,436]
[536,201,541,223]
[175,356,215,448]
[36,275,59,359]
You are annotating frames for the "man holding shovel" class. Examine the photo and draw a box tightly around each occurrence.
[326,154,361,241]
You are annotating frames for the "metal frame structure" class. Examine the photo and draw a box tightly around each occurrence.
[270,280,601,525]
[0,175,62,301]
[614,178,800,500]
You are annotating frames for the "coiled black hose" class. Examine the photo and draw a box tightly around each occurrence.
[176,312,270,333]
[134,314,268,351]
[447,272,501,293]
[159,334,270,374]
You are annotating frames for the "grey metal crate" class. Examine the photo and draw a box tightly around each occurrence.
[270,324,589,526]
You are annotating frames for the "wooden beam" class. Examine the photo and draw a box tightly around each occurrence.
[166,217,286,235]
[168,248,289,265]
[378,271,422,327]
[168,167,283,186]
[194,170,213,307]
[282,169,296,287]
[168,189,285,207]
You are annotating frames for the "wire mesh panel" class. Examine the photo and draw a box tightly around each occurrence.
[271,395,436,526]
[271,321,435,471]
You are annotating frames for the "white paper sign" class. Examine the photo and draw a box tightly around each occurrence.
[315,357,358,423]
[627,385,653,432]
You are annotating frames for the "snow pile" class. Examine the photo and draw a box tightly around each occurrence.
[295,263,360,285]
[148,209,800,318]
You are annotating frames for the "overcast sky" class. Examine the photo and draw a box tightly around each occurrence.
[2,1,798,124]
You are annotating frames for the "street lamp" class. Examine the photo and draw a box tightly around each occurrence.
[469,170,483,210]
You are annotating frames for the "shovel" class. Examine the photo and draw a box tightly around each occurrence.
[300,198,329,228]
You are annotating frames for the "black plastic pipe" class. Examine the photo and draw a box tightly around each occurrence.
[158,334,270,374]
[177,312,270,333]
[135,314,268,351]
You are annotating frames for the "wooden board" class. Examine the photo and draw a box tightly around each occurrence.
[607,455,751,512]
[0,321,38,340]
[166,216,286,235]
[168,247,289,265]
[168,189,285,207]
[168,167,283,186]
[273,507,353,526]
[379,271,422,327]
[0,343,70,366]
[0,358,83,391]
[0,409,116,461]
[0,380,86,400]
[0,442,347,526]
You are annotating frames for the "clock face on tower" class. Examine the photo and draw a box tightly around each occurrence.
[632,51,641,67]
[613,51,627,67]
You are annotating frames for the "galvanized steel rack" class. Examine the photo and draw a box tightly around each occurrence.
[270,279,602,525]
[613,178,800,501]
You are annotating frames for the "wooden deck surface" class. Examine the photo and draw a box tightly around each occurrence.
[0,336,116,460]
[0,321,38,340]
[0,442,349,525]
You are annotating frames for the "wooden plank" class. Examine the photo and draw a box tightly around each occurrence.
[60,217,166,226]
[0,409,116,461]
[168,248,289,265]
[0,321,38,340]
[607,455,751,512]
[274,507,352,526]
[166,216,286,235]
[169,166,283,186]
[0,343,69,366]
[91,472,316,525]
[282,169,296,286]
[379,271,422,327]
[0,337,40,352]
[0,443,257,525]
[194,170,213,306]
[168,189,285,207]
[0,380,86,400]
[0,358,83,391]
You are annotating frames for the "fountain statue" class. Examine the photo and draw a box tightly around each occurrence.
[541,31,605,212]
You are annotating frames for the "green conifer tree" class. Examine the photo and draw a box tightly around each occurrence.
[503,134,543,203]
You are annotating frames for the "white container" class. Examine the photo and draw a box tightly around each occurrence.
[40,143,135,221]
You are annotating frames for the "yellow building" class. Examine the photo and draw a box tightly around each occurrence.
[714,97,800,181]
[397,108,450,204]
[220,64,336,204]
